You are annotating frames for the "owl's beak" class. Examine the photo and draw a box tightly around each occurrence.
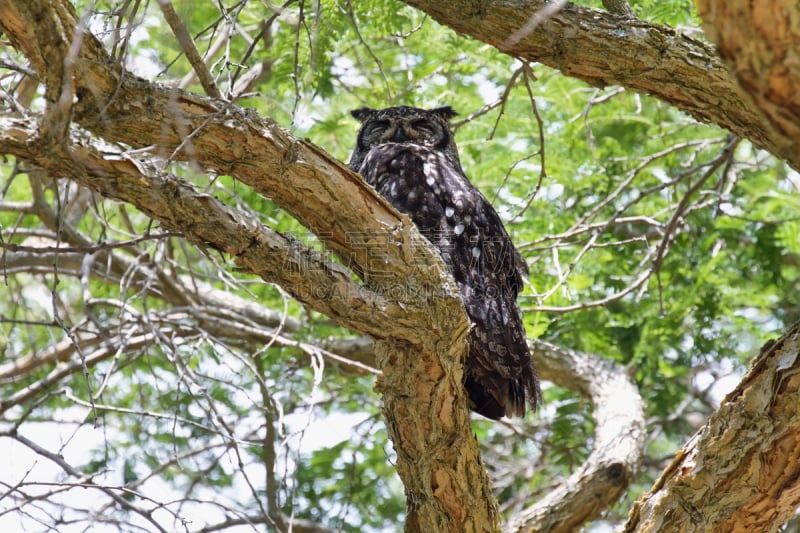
[392,126,406,142]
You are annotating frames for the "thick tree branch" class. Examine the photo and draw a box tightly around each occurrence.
[401,0,800,171]
[0,1,498,529]
[0,117,403,341]
[0,0,437,296]
[696,0,800,153]
[623,322,800,532]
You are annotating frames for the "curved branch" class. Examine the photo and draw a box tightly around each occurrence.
[506,340,645,532]
[0,118,404,341]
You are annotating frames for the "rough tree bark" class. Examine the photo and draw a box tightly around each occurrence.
[402,0,800,171]
[695,0,800,165]
[623,323,800,532]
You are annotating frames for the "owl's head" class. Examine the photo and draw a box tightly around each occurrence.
[348,105,461,172]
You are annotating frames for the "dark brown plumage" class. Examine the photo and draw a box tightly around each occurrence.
[349,105,540,419]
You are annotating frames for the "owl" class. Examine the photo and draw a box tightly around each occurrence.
[348,105,540,419]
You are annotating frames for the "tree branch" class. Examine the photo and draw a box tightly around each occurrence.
[0,117,404,341]
[401,0,800,171]
[505,340,645,532]
[156,0,222,98]
[0,0,437,296]
[623,322,800,532]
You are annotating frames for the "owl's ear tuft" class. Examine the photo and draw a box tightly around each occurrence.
[431,106,458,120]
[350,108,376,123]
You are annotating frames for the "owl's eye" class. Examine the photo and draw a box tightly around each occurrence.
[411,119,436,135]
[365,120,391,137]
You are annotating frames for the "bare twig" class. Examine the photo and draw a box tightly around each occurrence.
[156,0,222,98]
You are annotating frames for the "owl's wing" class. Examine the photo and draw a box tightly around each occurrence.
[429,155,539,419]
[358,143,540,419]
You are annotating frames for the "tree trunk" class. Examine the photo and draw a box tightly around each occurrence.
[695,0,800,163]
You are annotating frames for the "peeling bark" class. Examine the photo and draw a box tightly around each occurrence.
[376,339,498,532]
[623,323,800,532]
[696,0,800,160]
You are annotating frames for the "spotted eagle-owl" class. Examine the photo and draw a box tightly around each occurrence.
[348,105,541,419]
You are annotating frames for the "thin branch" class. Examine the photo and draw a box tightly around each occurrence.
[651,136,740,275]
[342,0,393,102]
[5,431,168,533]
[508,63,547,223]
[156,0,222,98]
[0,231,182,254]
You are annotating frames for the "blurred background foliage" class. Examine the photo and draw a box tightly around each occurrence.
[1,0,798,531]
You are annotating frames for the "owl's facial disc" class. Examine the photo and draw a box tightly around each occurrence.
[348,105,460,172]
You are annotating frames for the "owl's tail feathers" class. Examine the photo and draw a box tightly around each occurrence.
[515,361,542,417]
[465,361,540,420]
[465,375,507,420]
